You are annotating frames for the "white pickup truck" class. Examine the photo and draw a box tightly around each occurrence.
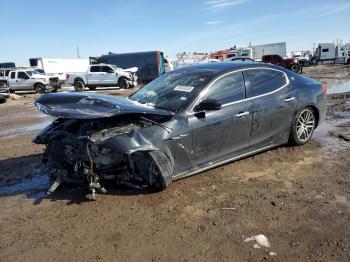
[66,64,138,91]
[6,69,60,93]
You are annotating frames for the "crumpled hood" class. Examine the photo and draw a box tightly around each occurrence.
[35,92,173,119]
[31,73,49,79]
[122,67,138,73]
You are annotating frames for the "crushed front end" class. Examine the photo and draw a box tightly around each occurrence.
[34,115,171,200]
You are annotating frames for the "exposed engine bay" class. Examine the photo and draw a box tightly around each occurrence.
[34,92,174,200]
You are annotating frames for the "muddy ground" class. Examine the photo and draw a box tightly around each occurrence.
[0,65,349,262]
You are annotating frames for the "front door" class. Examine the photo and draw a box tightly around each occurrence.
[243,68,296,149]
[189,71,252,168]
[17,71,32,90]
[100,66,117,85]
[87,65,102,85]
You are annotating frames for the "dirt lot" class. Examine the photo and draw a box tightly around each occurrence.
[0,66,350,262]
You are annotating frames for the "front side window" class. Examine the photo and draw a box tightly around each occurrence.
[18,72,29,79]
[201,72,245,104]
[243,69,287,98]
[101,66,114,73]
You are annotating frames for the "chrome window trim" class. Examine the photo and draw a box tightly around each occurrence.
[187,67,290,115]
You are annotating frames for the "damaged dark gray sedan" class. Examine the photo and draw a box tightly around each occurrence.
[34,62,326,199]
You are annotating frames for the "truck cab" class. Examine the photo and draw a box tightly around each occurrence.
[66,64,138,91]
[7,69,60,93]
[262,54,301,73]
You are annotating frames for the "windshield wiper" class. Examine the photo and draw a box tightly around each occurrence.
[139,116,173,133]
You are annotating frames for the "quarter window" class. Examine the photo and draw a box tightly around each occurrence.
[90,66,100,72]
[243,69,286,98]
[201,72,245,104]
[10,72,16,79]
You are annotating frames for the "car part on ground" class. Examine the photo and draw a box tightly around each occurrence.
[0,87,10,103]
[34,62,326,200]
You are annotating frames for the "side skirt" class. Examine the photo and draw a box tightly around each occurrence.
[172,143,284,181]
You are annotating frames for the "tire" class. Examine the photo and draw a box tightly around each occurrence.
[289,107,316,146]
[118,78,130,89]
[35,83,46,94]
[74,80,85,92]
[131,150,172,190]
[88,86,96,90]
[290,63,301,73]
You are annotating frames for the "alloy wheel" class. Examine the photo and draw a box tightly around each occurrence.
[296,108,315,142]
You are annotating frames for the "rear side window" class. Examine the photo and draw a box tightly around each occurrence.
[10,72,16,79]
[202,72,245,104]
[90,66,100,72]
[244,69,287,98]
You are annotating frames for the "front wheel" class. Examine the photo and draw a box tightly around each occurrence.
[35,83,46,94]
[289,107,316,145]
[290,63,301,73]
[118,78,130,89]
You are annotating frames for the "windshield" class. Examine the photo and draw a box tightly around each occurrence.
[129,70,213,112]
[111,65,122,70]
[26,71,36,76]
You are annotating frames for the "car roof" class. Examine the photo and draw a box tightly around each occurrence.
[172,62,286,77]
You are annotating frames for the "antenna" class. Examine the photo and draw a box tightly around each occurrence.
[76,47,80,58]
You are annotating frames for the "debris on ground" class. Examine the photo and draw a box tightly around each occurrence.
[244,234,271,248]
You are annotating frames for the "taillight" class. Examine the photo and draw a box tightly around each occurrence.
[66,73,69,80]
[322,84,327,93]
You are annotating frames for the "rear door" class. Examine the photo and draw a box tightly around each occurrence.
[189,71,252,168]
[243,68,296,149]
[86,65,101,85]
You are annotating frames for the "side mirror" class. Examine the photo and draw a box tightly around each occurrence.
[194,99,222,112]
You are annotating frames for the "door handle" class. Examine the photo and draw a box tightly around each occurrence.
[283,97,296,102]
[235,111,249,117]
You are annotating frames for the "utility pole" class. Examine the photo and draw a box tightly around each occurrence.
[76,47,80,58]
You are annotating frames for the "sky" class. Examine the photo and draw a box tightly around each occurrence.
[1,0,349,66]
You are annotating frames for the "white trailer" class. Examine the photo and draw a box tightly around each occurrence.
[252,42,287,59]
[29,58,90,82]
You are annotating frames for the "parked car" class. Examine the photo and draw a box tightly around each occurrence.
[262,55,301,73]
[66,64,138,91]
[34,62,326,199]
[7,69,60,93]
[94,51,165,83]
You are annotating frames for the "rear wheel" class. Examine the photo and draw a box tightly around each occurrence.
[74,80,85,92]
[118,78,130,89]
[35,83,46,94]
[289,107,316,145]
[290,63,301,73]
